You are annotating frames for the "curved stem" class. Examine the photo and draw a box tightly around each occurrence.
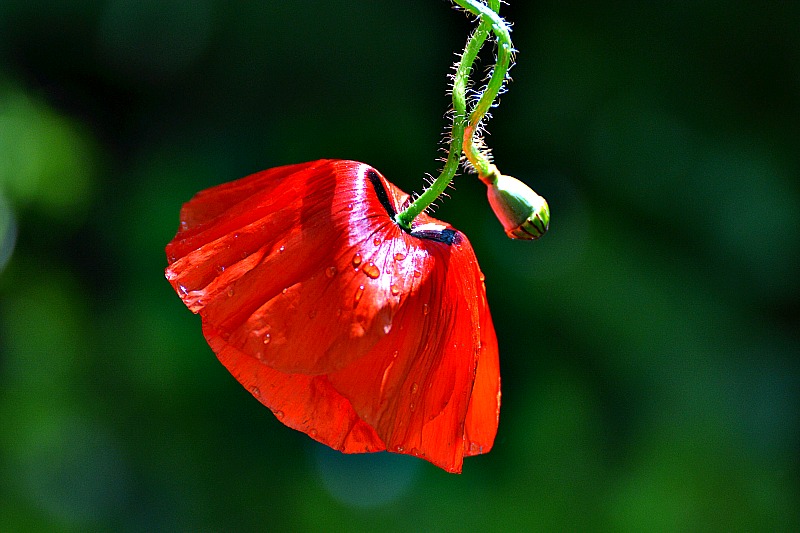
[395,0,508,230]
[461,0,511,181]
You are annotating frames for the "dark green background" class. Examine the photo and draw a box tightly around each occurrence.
[1,1,798,531]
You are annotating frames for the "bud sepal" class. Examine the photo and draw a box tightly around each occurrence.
[484,173,549,240]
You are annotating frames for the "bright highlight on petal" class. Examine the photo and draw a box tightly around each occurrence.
[165,160,500,473]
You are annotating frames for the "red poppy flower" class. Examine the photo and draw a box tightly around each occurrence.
[165,159,499,473]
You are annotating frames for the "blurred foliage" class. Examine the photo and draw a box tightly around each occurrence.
[1,0,798,531]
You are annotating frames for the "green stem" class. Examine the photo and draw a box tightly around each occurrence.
[395,0,510,230]
[462,0,511,180]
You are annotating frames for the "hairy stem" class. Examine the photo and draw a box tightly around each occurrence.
[395,0,510,230]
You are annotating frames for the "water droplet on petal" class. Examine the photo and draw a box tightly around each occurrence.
[275,410,284,419]
[178,284,188,296]
[227,287,235,297]
[352,253,362,268]
[392,350,399,359]
[263,334,271,345]
[479,272,486,282]
[422,303,429,315]
[394,252,406,261]
[390,285,401,296]
[282,287,288,294]
[250,386,261,398]
[325,266,337,278]
[410,382,419,395]
[362,262,380,279]
[373,237,382,246]
[278,245,285,253]
[413,270,421,278]
[216,265,226,273]
[346,203,353,211]
[394,445,404,453]
[354,285,365,307]
[383,323,392,334]
[310,428,318,437]
[409,402,415,411]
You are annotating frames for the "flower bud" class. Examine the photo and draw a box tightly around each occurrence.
[485,174,549,240]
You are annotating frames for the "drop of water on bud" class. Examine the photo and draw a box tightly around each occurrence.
[352,253,362,268]
[278,245,285,253]
[373,237,381,246]
[422,303,429,315]
[227,287,235,297]
[383,323,392,334]
[413,270,421,278]
[250,386,261,398]
[354,285,365,307]
[390,285,401,296]
[394,445,405,453]
[410,382,419,394]
[362,262,380,279]
[409,402,415,411]
[310,428,318,437]
[275,410,284,419]
[325,266,337,278]
[394,252,406,261]
[479,272,486,282]
[263,334,271,345]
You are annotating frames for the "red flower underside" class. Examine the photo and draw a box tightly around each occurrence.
[165,160,500,473]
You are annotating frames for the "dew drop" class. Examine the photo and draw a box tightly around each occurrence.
[390,285,401,296]
[310,428,318,437]
[373,237,382,246]
[352,253,362,268]
[394,252,406,261]
[275,409,284,419]
[409,402,415,411]
[413,270,421,278]
[422,303,429,315]
[354,285,365,307]
[410,382,419,395]
[250,386,261,398]
[178,284,188,296]
[216,265,226,273]
[383,323,392,334]
[263,334,271,345]
[227,287,235,297]
[362,262,380,279]
[392,350,399,359]
[394,445,405,453]
[282,287,288,295]
[346,203,354,211]
[278,245,285,253]
[479,272,486,282]
[325,266,337,278]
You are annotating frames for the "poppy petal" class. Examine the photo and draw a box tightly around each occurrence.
[166,159,500,473]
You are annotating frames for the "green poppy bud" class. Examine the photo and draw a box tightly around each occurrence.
[485,174,549,240]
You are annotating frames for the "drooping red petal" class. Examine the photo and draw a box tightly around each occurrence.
[165,159,500,473]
